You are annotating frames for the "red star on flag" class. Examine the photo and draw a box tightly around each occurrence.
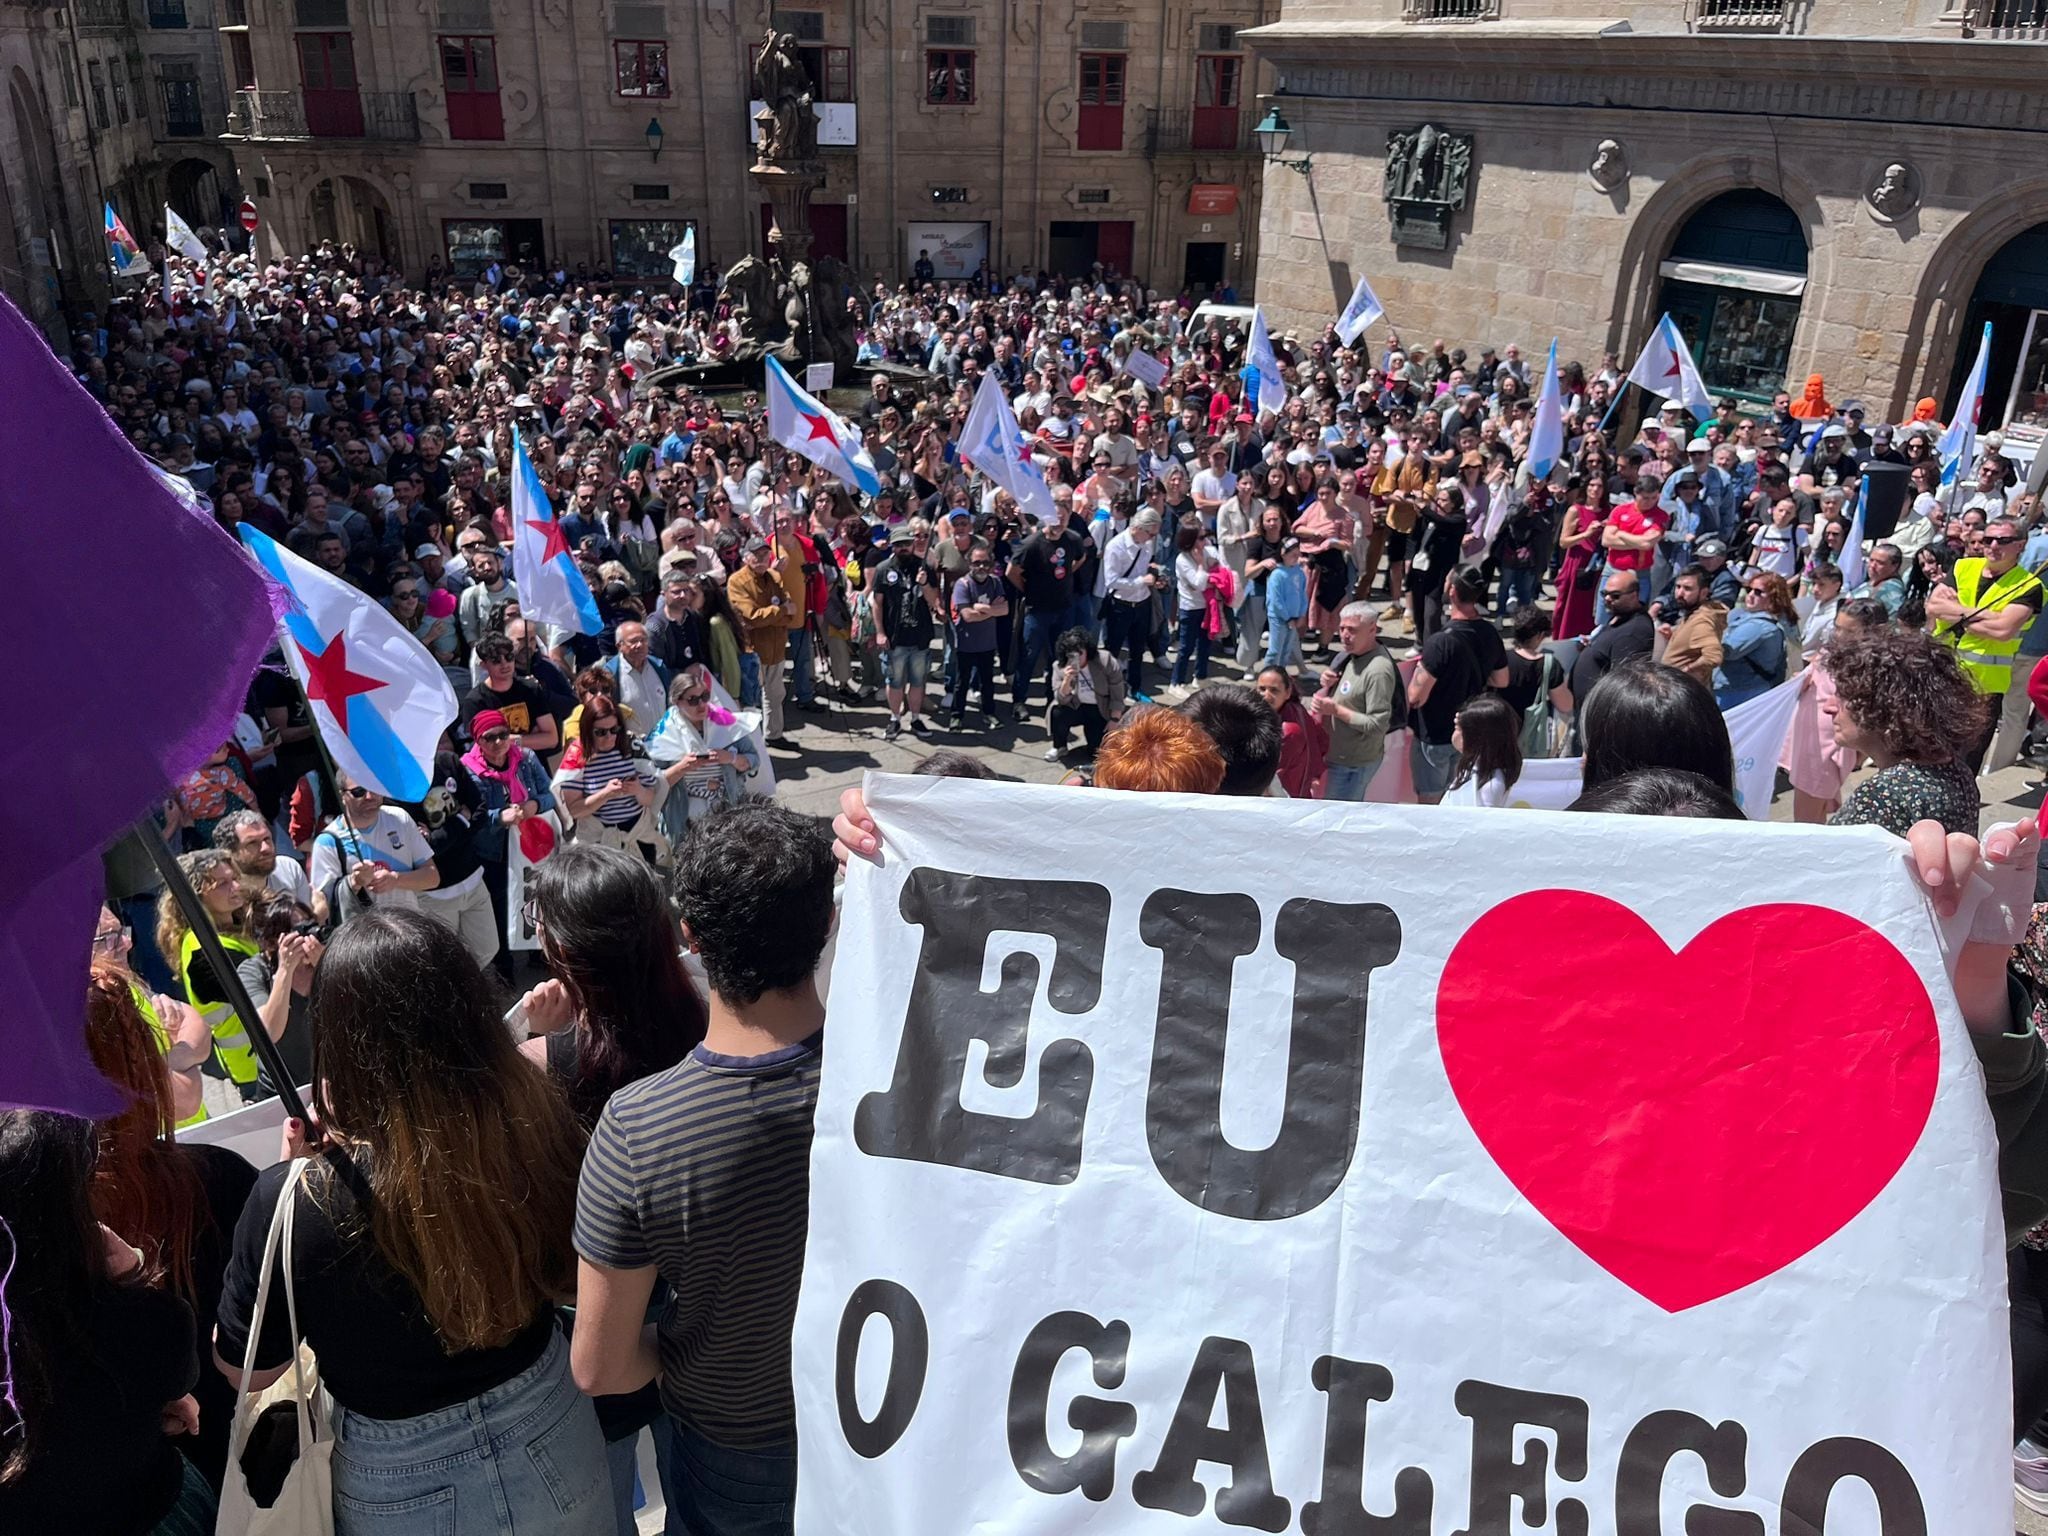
[1016,440,1037,465]
[800,408,839,446]
[296,630,386,713]
[526,516,571,564]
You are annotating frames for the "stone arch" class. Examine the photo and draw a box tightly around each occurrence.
[1894,179,2048,423]
[303,170,403,264]
[1606,151,1830,367]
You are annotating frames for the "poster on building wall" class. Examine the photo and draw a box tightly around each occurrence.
[905,222,989,282]
[790,774,2008,1536]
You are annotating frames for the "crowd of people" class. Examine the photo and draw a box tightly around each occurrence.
[8,232,2048,1533]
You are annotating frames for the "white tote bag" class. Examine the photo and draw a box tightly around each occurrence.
[216,1158,334,1536]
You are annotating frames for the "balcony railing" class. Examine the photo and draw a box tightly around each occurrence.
[1145,107,1255,157]
[72,0,129,29]
[227,87,420,140]
[1401,0,1499,19]
[1965,0,2048,35]
[1686,0,1788,28]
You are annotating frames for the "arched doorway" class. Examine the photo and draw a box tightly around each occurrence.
[1656,189,1809,403]
[1948,223,2048,445]
[306,174,398,263]
[167,158,227,231]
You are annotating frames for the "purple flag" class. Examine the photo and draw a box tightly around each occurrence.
[0,293,276,1115]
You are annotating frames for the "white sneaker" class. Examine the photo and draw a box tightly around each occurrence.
[2016,1447,2048,1517]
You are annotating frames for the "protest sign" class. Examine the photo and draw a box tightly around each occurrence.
[1120,347,1168,391]
[793,775,2006,1535]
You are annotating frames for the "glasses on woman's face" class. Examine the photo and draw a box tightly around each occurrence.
[680,691,710,706]
[1743,586,1768,600]
[480,729,512,746]
[593,722,621,738]
[93,924,131,955]
[392,587,421,601]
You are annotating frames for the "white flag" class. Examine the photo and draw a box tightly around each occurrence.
[1528,338,1564,481]
[164,204,207,264]
[960,371,1057,525]
[1838,498,1868,593]
[1334,273,1385,346]
[1626,313,1715,423]
[1940,321,1991,489]
[1245,305,1288,418]
[670,226,696,286]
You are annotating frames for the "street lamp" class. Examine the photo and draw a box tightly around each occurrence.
[1255,106,1311,176]
[646,116,664,161]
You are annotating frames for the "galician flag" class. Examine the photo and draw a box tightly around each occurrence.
[105,203,149,277]
[239,525,457,800]
[1529,338,1564,481]
[670,225,696,286]
[164,204,207,263]
[1335,273,1386,347]
[1244,305,1288,417]
[960,371,1057,525]
[1626,312,1715,423]
[510,429,601,636]
[765,355,881,495]
[1940,321,1992,489]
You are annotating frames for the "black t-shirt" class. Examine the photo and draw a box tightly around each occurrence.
[249,665,323,785]
[0,1279,196,1534]
[1244,533,1286,598]
[1569,610,1656,710]
[1499,648,1556,717]
[1417,617,1506,745]
[460,676,555,742]
[644,606,708,674]
[175,1142,262,1490]
[402,749,489,888]
[218,1152,557,1420]
[1011,526,1089,612]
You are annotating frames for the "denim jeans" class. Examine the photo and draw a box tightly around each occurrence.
[1410,738,1460,801]
[1014,606,1073,712]
[1171,609,1210,685]
[1495,565,1537,617]
[1321,761,1377,802]
[786,626,816,705]
[1263,621,1302,672]
[332,1329,611,1536]
[738,652,762,709]
[657,1419,796,1536]
[602,1427,678,1536]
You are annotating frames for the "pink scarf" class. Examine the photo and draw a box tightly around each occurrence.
[462,739,529,793]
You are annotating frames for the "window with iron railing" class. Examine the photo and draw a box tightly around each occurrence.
[1969,0,2048,34]
[1688,0,1787,26]
[1401,0,1498,18]
[161,73,203,134]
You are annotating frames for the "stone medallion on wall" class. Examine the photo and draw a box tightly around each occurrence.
[1383,123,1472,250]
[1588,138,1627,192]
[1867,161,1921,221]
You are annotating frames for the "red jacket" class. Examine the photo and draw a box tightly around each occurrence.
[1278,698,1330,800]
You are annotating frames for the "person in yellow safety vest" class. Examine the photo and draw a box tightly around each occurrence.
[93,905,212,1127]
[1926,515,2045,771]
[156,848,265,1101]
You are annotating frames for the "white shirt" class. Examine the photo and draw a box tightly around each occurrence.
[1175,552,1211,609]
[308,807,435,913]
[265,858,313,907]
[1102,529,1157,601]
[1192,468,1237,506]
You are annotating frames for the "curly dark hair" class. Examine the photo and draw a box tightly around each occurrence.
[1827,625,1990,764]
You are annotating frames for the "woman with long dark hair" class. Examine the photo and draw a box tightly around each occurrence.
[1444,693,1525,806]
[0,1109,215,1533]
[83,965,258,1493]
[214,909,607,1536]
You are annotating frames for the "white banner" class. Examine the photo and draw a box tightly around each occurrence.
[1119,347,1167,390]
[793,775,2005,1535]
[904,221,988,282]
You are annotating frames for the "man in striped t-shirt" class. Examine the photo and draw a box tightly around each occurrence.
[571,801,835,1534]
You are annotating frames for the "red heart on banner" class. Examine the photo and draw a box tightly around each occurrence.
[1436,891,1939,1312]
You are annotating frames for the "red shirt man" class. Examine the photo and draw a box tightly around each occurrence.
[1606,479,1670,573]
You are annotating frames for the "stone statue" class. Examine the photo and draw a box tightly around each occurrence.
[720,254,782,357]
[1589,138,1627,190]
[1383,122,1474,249]
[753,29,813,165]
[1869,161,1919,217]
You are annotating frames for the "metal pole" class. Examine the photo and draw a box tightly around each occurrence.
[138,828,310,1126]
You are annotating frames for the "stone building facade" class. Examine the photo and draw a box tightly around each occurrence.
[1242,0,2048,446]
[222,0,1275,295]
[0,0,238,343]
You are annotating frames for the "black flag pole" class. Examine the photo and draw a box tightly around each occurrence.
[138,825,310,1127]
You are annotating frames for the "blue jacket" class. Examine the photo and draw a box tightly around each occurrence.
[466,750,557,863]
[604,652,672,697]
[1713,610,1790,708]
[1266,563,1310,624]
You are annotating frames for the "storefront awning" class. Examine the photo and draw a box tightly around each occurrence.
[1658,259,1806,298]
